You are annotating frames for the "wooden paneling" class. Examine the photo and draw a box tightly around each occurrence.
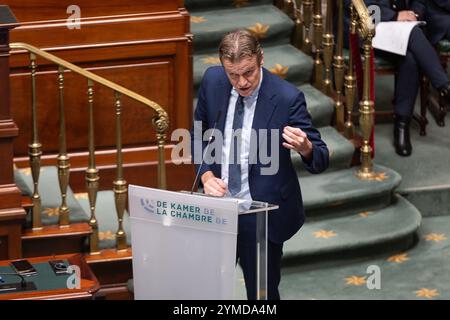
[6,0,194,191]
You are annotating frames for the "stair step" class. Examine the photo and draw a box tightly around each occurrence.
[299,84,334,128]
[190,5,294,53]
[14,166,89,226]
[22,222,92,240]
[85,248,132,264]
[194,44,313,92]
[292,126,354,176]
[284,194,421,263]
[77,190,131,250]
[301,164,402,220]
[186,0,273,10]
[21,222,92,258]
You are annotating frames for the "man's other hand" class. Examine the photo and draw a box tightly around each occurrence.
[201,171,227,197]
[397,10,418,21]
[282,126,313,161]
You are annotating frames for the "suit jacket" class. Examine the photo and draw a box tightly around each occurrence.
[426,0,450,44]
[191,66,329,244]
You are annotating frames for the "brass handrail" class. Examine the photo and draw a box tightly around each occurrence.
[10,41,169,190]
[10,41,169,251]
[351,0,375,40]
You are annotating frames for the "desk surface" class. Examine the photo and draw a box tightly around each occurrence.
[0,254,99,300]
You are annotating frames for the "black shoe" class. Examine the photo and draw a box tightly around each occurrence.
[439,84,450,106]
[394,115,412,157]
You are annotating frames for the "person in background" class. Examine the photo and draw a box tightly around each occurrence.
[344,0,450,156]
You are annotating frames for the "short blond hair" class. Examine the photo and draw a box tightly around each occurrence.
[218,29,263,65]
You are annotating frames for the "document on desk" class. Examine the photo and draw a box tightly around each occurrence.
[372,21,426,56]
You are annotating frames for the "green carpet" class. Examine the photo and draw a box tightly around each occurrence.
[194,45,313,90]
[373,114,450,216]
[190,5,293,52]
[233,215,449,300]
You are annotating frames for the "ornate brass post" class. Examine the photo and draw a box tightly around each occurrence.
[153,112,168,190]
[313,0,323,90]
[29,53,42,230]
[113,92,128,251]
[284,0,295,17]
[322,0,334,96]
[344,5,358,138]
[293,0,304,49]
[356,32,376,179]
[57,66,70,227]
[333,0,345,132]
[86,79,100,254]
[302,0,313,54]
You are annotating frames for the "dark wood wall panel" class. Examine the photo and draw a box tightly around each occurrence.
[4,0,194,191]
[11,58,173,155]
[6,1,183,22]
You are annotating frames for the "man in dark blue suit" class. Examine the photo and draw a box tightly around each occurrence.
[343,0,450,156]
[426,0,450,44]
[191,30,329,300]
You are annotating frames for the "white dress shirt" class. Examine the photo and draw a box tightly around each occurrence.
[221,70,263,201]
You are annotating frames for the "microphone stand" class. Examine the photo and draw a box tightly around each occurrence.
[191,110,222,194]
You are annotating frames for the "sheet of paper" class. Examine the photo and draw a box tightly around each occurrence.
[372,21,425,56]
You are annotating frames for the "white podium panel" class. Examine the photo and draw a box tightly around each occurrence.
[129,185,239,300]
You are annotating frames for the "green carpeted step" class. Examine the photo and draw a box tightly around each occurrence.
[14,166,89,227]
[298,84,334,128]
[301,164,402,220]
[292,126,354,176]
[283,194,421,263]
[77,190,131,250]
[186,0,273,10]
[193,83,332,128]
[194,44,313,91]
[190,5,294,53]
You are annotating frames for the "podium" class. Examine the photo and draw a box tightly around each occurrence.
[128,185,278,300]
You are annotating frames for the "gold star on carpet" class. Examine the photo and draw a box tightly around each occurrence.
[43,207,60,217]
[74,192,88,200]
[415,288,440,299]
[202,56,221,65]
[313,230,337,239]
[425,233,447,242]
[359,211,373,217]
[191,16,207,23]
[233,0,250,8]
[387,253,409,263]
[20,168,32,176]
[345,276,366,286]
[99,231,116,241]
[373,172,389,182]
[247,23,270,39]
[269,64,289,79]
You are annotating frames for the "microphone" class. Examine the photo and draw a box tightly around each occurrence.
[191,110,222,194]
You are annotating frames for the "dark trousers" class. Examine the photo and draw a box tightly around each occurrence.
[377,26,449,117]
[236,233,284,300]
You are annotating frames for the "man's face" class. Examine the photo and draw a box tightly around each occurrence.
[222,54,263,97]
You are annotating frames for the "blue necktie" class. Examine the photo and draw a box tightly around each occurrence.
[228,95,245,196]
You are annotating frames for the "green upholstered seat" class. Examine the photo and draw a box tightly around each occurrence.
[343,48,396,70]
[438,39,450,54]
[77,190,131,250]
[14,166,89,227]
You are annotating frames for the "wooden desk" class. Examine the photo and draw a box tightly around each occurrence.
[0,253,99,300]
